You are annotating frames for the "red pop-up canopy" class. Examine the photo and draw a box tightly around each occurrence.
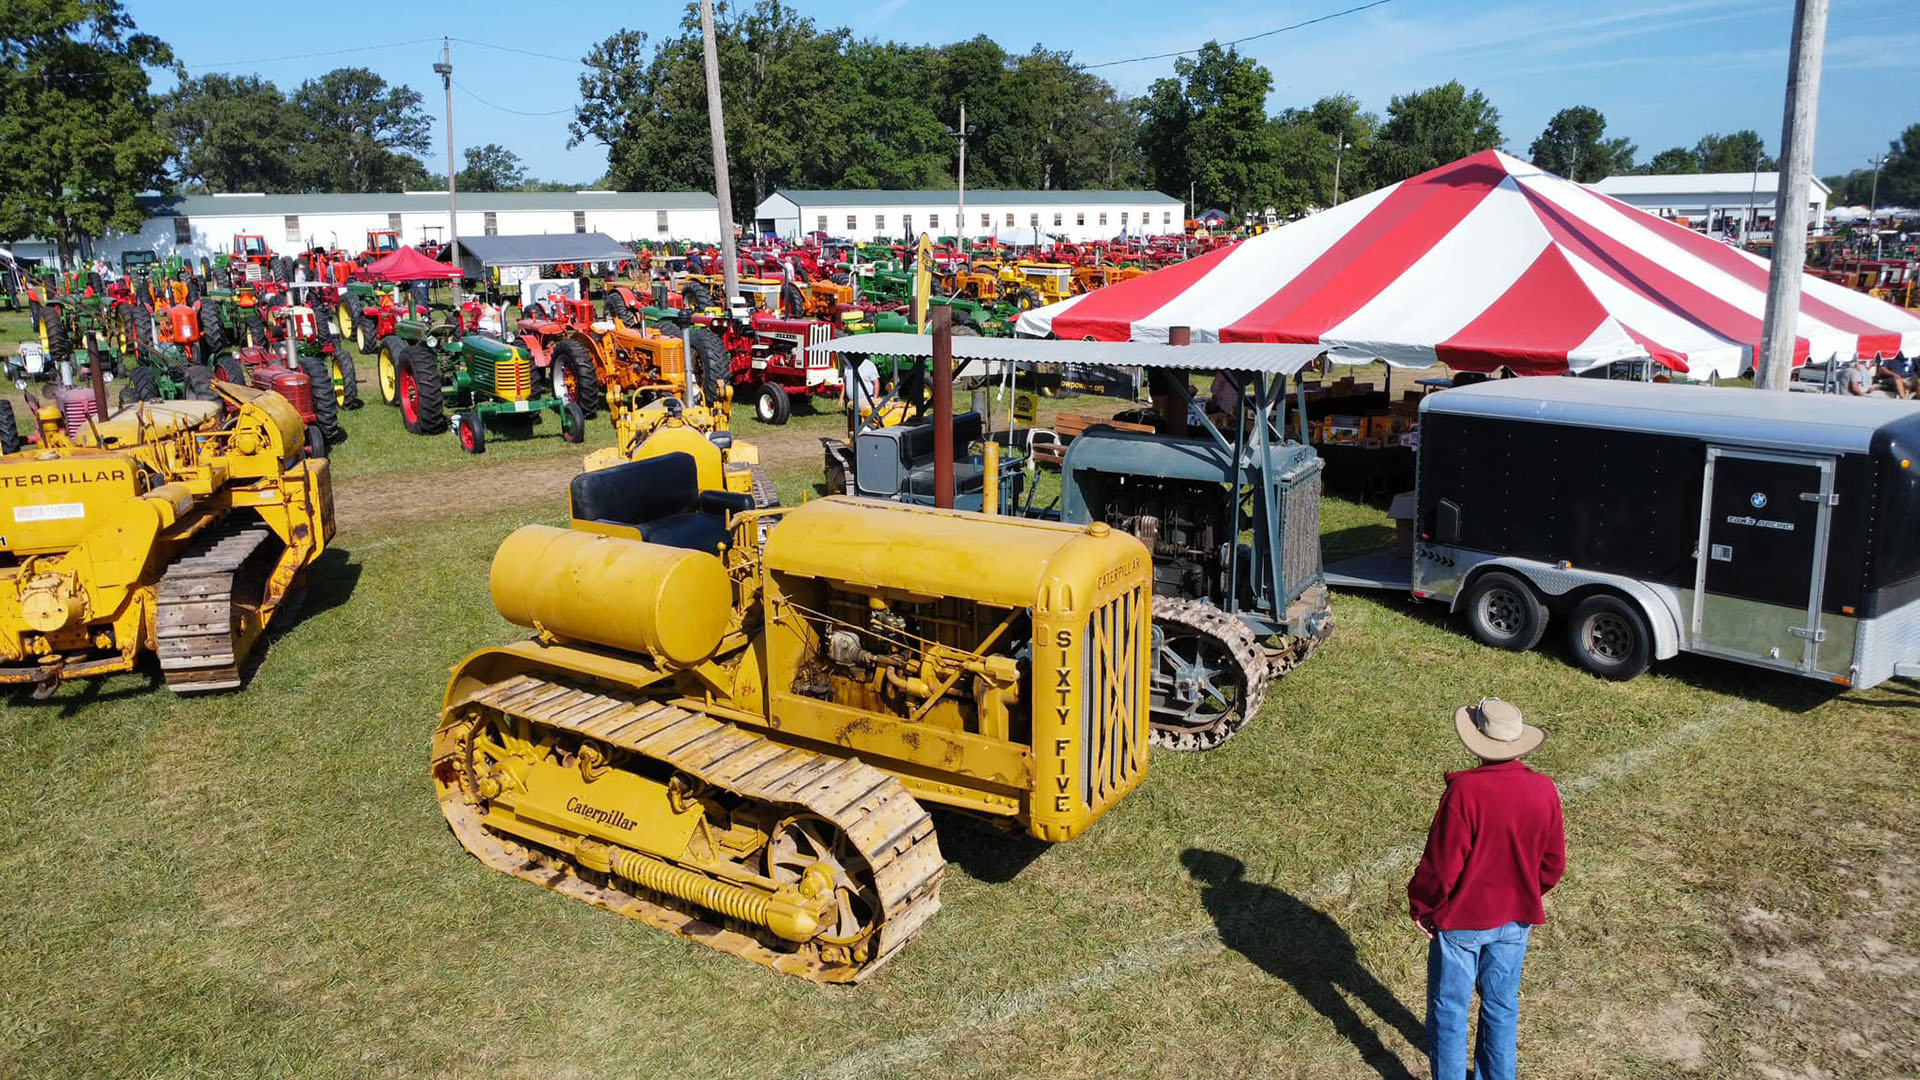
[1018,150,1920,378]
[363,245,461,282]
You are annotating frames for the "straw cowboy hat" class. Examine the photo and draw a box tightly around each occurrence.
[1453,698,1546,761]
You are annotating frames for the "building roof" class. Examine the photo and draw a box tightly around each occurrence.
[767,188,1180,208]
[1590,172,1832,199]
[457,233,634,268]
[138,190,718,217]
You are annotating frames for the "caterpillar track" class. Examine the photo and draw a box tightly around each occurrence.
[155,524,283,692]
[1148,596,1272,753]
[434,674,945,983]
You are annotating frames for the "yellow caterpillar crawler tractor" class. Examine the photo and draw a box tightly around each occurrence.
[0,382,334,694]
[433,465,1151,981]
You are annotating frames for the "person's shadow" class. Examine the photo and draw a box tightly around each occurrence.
[1183,848,1425,1080]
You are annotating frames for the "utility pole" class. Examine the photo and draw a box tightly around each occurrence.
[1868,154,1887,255]
[1756,0,1828,392]
[435,40,459,278]
[1330,140,1352,205]
[698,0,740,307]
[948,102,972,256]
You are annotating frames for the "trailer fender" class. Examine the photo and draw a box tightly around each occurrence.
[1457,558,1683,660]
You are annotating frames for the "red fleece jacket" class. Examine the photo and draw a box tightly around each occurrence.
[1407,759,1566,932]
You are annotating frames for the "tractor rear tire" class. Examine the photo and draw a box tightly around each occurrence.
[183,363,217,401]
[214,352,248,385]
[333,350,362,409]
[42,309,70,363]
[376,335,406,406]
[200,306,225,356]
[356,313,378,355]
[553,339,604,416]
[683,280,712,311]
[605,290,630,325]
[246,313,268,350]
[126,365,160,404]
[754,382,792,425]
[29,300,42,335]
[687,325,726,406]
[299,353,345,446]
[134,277,153,307]
[0,400,19,455]
[399,344,446,434]
[780,280,805,318]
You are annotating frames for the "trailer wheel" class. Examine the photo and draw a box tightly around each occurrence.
[1566,594,1652,680]
[755,382,791,425]
[1463,571,1547,652]
[455,411,486,454]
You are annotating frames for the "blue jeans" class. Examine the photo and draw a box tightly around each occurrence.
[1426,921,1531,1080]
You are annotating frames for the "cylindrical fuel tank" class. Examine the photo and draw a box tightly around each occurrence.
[490,525,729,666]
[168,304,200,341]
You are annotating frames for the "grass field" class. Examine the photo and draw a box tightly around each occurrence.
[2,303,1916,1079]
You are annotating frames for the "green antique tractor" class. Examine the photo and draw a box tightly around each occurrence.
[381,317,588,453]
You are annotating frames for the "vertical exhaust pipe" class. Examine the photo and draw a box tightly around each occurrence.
[87,333,107,418]
[932,305,954,509]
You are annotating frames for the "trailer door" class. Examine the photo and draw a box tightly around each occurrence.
[1691,448,1836,673]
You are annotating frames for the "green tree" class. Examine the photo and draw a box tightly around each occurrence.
[0,0,173,258]
[1371,81,1503,184]
[1528,106,1632,182]
[1693,130,1773,172]
[457,143,525,192]
[160,73,298,193]
[1878,123,1920,207]
[1267,93,1379,211]
[1645,146,1698,174]
[1137,43,1278,216]
[289,67,432,192]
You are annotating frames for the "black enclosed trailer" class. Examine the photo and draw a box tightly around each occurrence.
[1326,380,1920,687]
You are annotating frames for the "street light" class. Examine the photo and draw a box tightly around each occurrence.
[1330,140,1353,205]
[435,44,457,277]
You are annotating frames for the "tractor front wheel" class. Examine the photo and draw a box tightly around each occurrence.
[560,401,587,444]
[755,382,791,425]
[304,422,328,459]
[376,335,406,406]
[456,412,486,454]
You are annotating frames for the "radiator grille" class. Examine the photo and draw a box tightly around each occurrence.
[475,352,534,401]
[1281,463,1325,601]
[1082,584,1146,810]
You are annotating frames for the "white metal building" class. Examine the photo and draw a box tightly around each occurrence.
[87,190,722,263]
[754,189,1185,244]
[1589,172,1832,241]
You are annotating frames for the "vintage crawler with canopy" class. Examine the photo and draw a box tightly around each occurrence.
[809,330,1335,751]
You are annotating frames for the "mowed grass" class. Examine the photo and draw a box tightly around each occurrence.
[3,300,1917,1077]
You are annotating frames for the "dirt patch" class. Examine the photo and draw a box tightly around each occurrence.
[334,454,588,534]
[1723,826,1920,1078]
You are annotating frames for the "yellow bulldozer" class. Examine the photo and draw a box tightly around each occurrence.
[0,381,334,695]
[432,464,1152,981]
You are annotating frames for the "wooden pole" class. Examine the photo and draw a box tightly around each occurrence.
[1755,0,1829,391]
[699,0,741,309]
[933,306,954,509]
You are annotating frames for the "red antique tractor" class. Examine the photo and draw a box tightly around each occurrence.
[649,302,840,425]
[510,295,605,415]
[213,344,334,458]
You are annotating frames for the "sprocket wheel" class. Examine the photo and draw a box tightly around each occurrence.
[1148,596,1270,752]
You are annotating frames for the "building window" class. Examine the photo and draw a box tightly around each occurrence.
[1163,211,1172,225]
[1076,212,1085,226]
[903,214,913,235]
[283,214,301,243]
[1004,212,1015,227]
[484,211,499,237]
[847,214,858,230]
[1053,212,1062,227]
[817,215,828,231]
[875,214,886,231]
[929,213,939,230]
[388,212,402,232]
[573,210,587,233]
[1099,212,1108,226]
[1030,213,1039,228]
[980,213,989,228]
[1121,212,1129,226]
[656,210,669,234]
[173,217,191,243]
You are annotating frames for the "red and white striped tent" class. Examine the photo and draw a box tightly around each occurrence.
[1016,150,1920,378]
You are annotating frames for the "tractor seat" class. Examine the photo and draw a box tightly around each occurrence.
[568,452,751,555]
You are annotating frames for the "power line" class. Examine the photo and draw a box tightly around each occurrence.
[1081,0,1399,70]
[180,37,441,71]
[448,37,592,67]
[453,79,575,117]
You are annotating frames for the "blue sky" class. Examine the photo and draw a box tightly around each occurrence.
[132,0,1917,187]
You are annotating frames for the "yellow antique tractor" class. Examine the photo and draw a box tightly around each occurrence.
[433,477,1151,981]
[0,380,334,695]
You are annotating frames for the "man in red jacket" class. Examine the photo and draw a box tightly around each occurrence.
[1408,698,1565,1080]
